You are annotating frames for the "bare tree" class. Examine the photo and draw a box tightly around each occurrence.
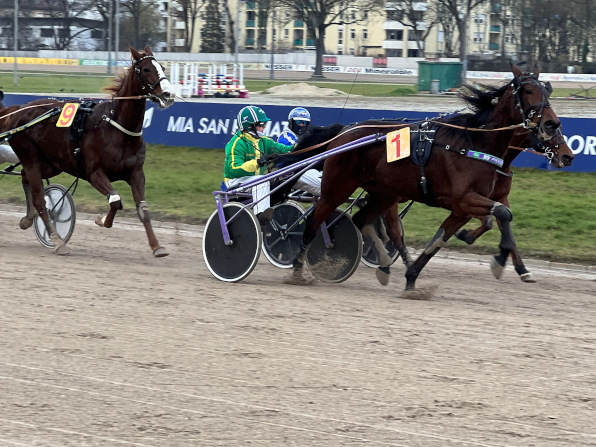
[433,0,489,78]
[274,0,384,78]
[120,0,164,48]
[175,0,206,52]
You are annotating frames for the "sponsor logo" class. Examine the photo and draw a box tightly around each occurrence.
[565,135,596,155]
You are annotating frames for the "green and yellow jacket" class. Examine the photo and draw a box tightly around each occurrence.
[224,131,294,181]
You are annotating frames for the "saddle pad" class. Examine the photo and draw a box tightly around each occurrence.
[409,128,436,167]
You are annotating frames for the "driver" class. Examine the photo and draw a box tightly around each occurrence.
[277,107,322,197]
[224,105,294,223]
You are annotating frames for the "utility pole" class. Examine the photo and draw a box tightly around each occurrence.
[107,0,113,74]
[13,0,18,86]
[166,0,172,52]
[269,9,275,79]
[115,0,120,63]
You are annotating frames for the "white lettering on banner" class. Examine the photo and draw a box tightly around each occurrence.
[263,64,295,71]
[565,135,596,155]
[143,108,154,128]
[197,118,232,134]
[363,67,415,75]
[167,116,194,133]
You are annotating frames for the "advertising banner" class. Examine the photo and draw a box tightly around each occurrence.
[3,94,595,172]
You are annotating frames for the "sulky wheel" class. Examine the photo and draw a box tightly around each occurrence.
[202,202,262,282]
[361,215,402,268]
[306,209,362,283]
[262,201,307,269]
[34,184,76,248]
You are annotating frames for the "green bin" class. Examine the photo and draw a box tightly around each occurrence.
[417,61,463,91]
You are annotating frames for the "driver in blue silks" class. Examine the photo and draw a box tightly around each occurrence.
[277,107,322,197]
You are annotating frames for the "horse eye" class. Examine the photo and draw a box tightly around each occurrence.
[143,67,151,73]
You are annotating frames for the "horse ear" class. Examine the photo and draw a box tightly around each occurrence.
[532,63,540,78]
[130,46,141,60]
[145,46,153,56]
[511,60,522,78]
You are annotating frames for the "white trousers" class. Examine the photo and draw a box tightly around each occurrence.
[294,169,322,197]
[0,144,19,164]
[225,175,271,214]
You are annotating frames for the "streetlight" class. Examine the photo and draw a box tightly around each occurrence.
[235,0,246,66]
[13,0,18,86]
[270,9,275,79]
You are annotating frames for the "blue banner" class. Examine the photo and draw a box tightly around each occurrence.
[4,94,595,172]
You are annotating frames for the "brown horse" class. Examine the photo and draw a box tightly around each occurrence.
[0,46,176,256]
[290,63,562,292]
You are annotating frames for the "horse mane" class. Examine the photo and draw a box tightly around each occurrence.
[453,82,510,128]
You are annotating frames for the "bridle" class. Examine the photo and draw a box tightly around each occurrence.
[512,74,554,133]
[133,54,167,97]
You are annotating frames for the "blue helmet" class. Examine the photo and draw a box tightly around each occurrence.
[288,107,310,135]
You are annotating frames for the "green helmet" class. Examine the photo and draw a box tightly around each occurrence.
[236,106,270,132]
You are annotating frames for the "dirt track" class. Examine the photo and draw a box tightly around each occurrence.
[1,205,595,447]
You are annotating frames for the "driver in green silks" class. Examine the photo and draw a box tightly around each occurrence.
[224,105,294,224]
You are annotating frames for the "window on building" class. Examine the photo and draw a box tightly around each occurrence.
[408,30,422,41]
[285,10,290,21]
[58,28,70,38]
[473,32,484,42]
[338,29,343,45]
[351,9,356,20]
[505,33,516,43]
[350,29,355,39]
[407,49,419,57]
[40,28,53,37]
[350,47,355,55]
[386,10,404,21]
[363,29,368,40]
[91,29,102,39]
[474,13,485,24]
[284,29,289,39]
[386,30,403,40]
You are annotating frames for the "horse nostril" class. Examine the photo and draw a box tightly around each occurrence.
[562,154,574,166]
[544,119,561,131]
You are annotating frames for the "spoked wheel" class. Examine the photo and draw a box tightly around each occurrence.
[202,202,262,282]
[262,201,307,269]
[361,216,403,268]
[34,184,76,248]
[306,209,362,283]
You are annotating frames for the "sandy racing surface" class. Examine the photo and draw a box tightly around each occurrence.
[1,205,595,447]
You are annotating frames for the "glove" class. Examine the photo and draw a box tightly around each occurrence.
[257,156,269,167]
[240,159,259,172]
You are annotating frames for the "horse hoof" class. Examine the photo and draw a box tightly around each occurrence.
[153,247,169,257]
[491,256,505,279]
[95,215,105,227]
[19,216,34,230]
[400,286,436,300]
[520,272,536,283]
[284,269,313,285]
[53,244,70,256]
[376,267,390,286]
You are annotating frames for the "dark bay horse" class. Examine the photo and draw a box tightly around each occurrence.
[0,46,176,256]
[453,127,573,281]
[290,63,562,292]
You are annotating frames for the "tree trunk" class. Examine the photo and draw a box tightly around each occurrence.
[310,25,326,80]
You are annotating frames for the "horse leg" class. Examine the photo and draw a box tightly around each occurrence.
[352,193,400,286]
[290,178,360,284]
[455,215,493,244]
[87,171,123,229]
[26,171,70,255]
[384,203,414,269]
[128,168,168,258]
[405,213,471,291]
[491,213,535,282]
[19,174,38,230]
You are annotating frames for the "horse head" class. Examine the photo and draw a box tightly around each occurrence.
[529,127,574,167]
[510,62,561,141]
[130,46,176,109]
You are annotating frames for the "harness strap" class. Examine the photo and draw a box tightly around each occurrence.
[102,115,143,137]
